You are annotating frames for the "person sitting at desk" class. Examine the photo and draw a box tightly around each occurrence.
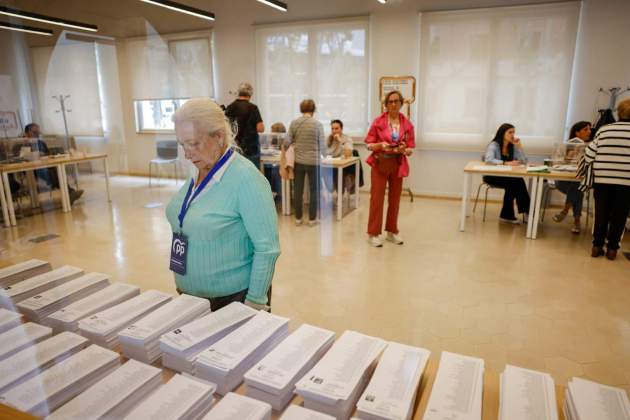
[324,119,354,193]
[483,123,530,224]
[552,121,592,233]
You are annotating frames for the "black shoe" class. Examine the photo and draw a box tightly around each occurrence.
[606,248,617,261]
[69,189,84,205]
[591,246,605,258]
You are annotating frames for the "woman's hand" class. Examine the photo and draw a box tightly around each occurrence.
[512,137,523,148]
[245,300,270,311]
[405,148,413,156]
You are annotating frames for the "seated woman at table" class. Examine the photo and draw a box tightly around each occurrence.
[324,119,354,192]
[483,123,530,224]
[552,121,592,233]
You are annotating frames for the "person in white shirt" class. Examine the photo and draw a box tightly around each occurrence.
[324,119,354,193]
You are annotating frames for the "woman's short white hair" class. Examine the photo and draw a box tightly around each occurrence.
[172,98,233,146]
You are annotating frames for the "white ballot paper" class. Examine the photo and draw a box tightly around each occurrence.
[499,364,557,420]
[245,324,335,410]
[0,307,23,333]
[0,344,120,417]
[0,259,51,288]
[47,282,140,333]
[0,331,88,394]
[0,322,52,361]
[356,342,431,420]
[160,301,257,374]
[47,359,162,420]
[422,351,484,420]
[295,330,386,420]
[0,265,84,310]
[564,377,630,420]
[202,392,271,420]
[122,373,216,420]
[280,405,336,419]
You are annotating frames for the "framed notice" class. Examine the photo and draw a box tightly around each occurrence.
[379,76,416,117]
[0,111,18,137]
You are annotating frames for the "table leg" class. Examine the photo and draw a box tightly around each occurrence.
[0,174,9,228]
[57,164,70,212]
[531,176,544,239]
[337,167,343,221]
[466,173,473,216]
[2,173,16,226]
[26,170,39,208]
[460,172,470,231]
[354,161,360,209]
[103,158,112,202]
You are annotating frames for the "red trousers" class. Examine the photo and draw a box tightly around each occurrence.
[367,157,403,236]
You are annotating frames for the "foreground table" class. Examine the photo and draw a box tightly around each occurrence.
[321,156,361,221]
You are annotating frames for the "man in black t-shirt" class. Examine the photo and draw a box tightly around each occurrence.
[225,82,264,168]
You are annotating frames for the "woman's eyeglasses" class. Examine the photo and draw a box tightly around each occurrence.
[386,99,402,104]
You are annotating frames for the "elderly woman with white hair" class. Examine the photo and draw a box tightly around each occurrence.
[166,98,279,310]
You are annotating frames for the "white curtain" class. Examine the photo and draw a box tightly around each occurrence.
[256,19,369,135]
[418,2,580,153]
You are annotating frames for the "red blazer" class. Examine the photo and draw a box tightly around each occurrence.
[364,112,415,177]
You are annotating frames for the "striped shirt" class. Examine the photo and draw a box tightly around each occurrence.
[583,121,630,187]
[285,116,326,165]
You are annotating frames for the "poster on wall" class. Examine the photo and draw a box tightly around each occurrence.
[0,75,21,137]
[379,76,416,117]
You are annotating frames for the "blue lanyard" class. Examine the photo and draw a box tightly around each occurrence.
[178,148,234,229]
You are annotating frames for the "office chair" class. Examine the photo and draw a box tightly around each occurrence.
[149,140,180,187]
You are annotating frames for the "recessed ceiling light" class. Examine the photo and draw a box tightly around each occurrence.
[257,0,289,12]
[377,0,388,3]
[139,0,215,21]
[0,21,53,36]
[0,6,97,32]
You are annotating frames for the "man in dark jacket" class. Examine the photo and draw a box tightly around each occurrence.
[225,83,264,168]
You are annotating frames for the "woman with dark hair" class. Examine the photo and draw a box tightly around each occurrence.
[552,121,592,233]
[483,123,530,223]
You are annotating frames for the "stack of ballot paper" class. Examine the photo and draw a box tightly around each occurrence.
[17,273,110,323]
[161,302,257,374]
[0,259,51,288]
[48,359,162,420]
[78,289,171,349]
[202,392,271,420]
[47,282,140,333]
[0,307,23,333]
[0,344,120,417]
[295,330,386,420]
[118,294,210,363]
[499,365,557,420]
[280,405,336,419]
[244,324,335,411]
[422,351,484,420]
[122,373,216,420]
[0,265,83,310]
[564,377,630,420]
[0,332,88,394]
[195,311,290,395]
[356,342,431,420]
[0,322,52,361]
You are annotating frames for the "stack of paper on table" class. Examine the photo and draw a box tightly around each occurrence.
[0,307,23,333]
[195,311,290,395]
[0,344,120,417]
[0,259,51,288]
[471,165,512,171]
[422,351,484,420]
[499,364,557,420]
[47,282,140,333]
[0,322,52,361]
[280,405,336,419]
[564,377,630,420]
[77,289,171,349]
[17,273,110,323]
[0,265,84,310]
[118,294,210,363]
[160,301,257,374]
[295,330,386,420]
[244,324,335,411]
[0,332,88,394]
[202,392,271,420]
[122,373,216,420]
[356,342,431,420]
[48,359,162,420]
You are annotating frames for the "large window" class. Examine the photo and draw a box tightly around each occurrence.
[134,98,188,132]
[256,19,369,136]
[418,3,580,152]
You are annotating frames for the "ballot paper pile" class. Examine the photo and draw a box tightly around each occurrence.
[422,351,484,420]
[195,311,290,395]
[0,265,83,310]
[202,392,271,420]
[244,324,335,411]
[47,282,140,333]
[0,307,23,333]
[122,373,216,420]
[280,405,335,419]
[17,273,110,323]
[0,322,51,361]
[160,302,257,374]
[564,377,630,420]
[78,289,171,349]
[0,344,120,417]
[48,359,162,420]
[499,365,558,420]
[118,294,210,363]
[295,330,386,420]
[356,342,431,420]
[0,259,51,288]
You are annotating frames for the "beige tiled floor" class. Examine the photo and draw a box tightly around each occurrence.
[1,174,629,398]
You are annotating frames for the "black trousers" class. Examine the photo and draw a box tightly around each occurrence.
[483,176,531,220]
[176,287,272,311]
[593,183,630,250]
[294,163,320,221]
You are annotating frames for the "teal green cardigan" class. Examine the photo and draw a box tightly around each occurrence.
[166,154,280,305]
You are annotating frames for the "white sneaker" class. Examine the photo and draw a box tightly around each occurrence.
[308,219,320,227]
[499,217,520,224]
[295,219,303,226]
[368,236,383,247]
[386,232,404,245]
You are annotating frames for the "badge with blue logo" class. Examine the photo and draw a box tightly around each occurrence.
[169,232,188,275]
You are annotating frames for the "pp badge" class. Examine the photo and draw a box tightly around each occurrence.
[169,232,188,275]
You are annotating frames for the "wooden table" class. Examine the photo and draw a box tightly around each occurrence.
[321,156,361,221]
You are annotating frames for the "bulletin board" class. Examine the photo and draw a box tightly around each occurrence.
[379,76,416,117]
